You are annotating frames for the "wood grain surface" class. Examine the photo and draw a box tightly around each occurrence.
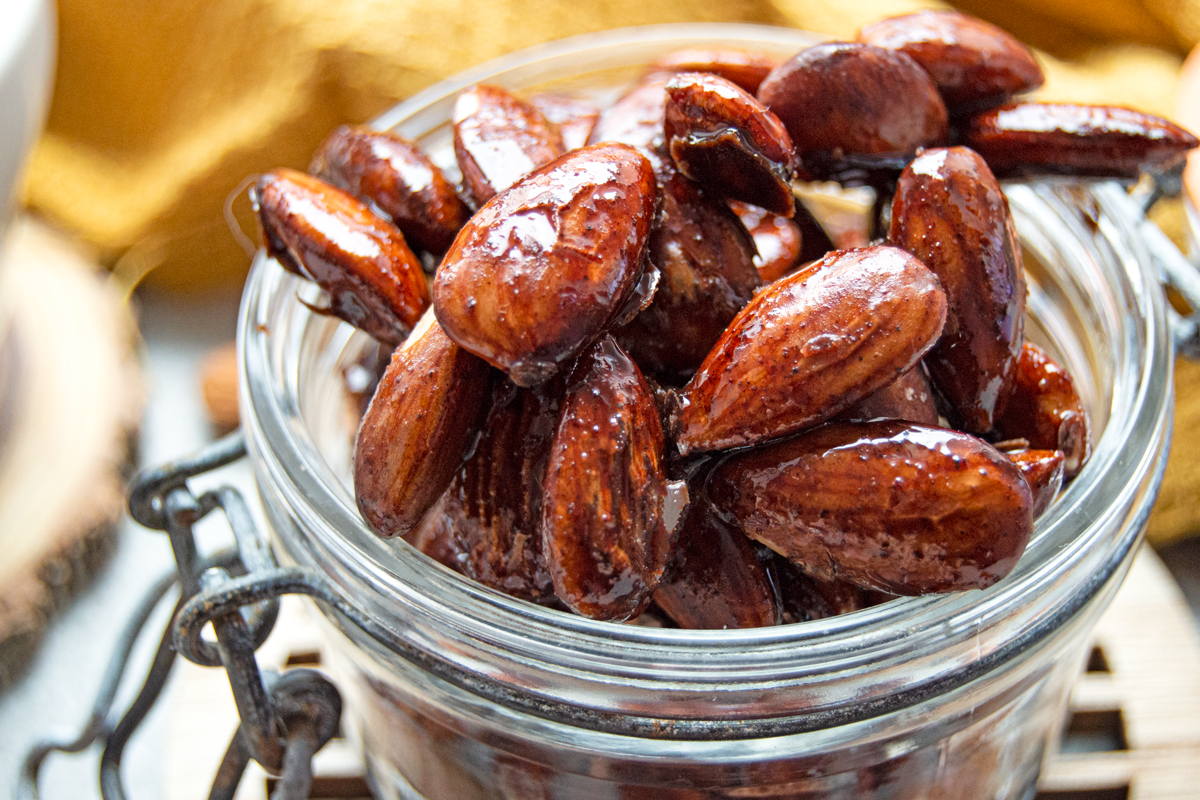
[0,217,143,687]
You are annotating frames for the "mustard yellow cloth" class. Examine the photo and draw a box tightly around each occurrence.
[24,0,1199,291]
[21,0,1200,544]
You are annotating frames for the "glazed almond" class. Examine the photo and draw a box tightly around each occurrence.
[453,84,566,206]
[707,421,1034,594]
[960,103,1200,179]
[310,125,470,255]
[409,377,563,602]
[354,310,493,538]
[434,143,656,387]
[889,146,1026,434]
[757,43,948,180]
[254,168,431,347]
[617,164,761,383]
[654,502,779,630]
[765,553,868,623]
[529,93,600,152]
[994,342,1090,477]
[587,75,671,169]
[648,48,781,94]
[1006,448,1066,518]
[542,336,687,620]
[858,11,1043,111]
[838,364,939,425]
[671,245,947,455]
[730,200,804,283]
[664,72,795,216]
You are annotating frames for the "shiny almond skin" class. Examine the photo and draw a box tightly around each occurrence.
[654,502,780,629]
[354,310,493,538]
[586,76,671,170]
[409,377,563,602]
[664,72,795,216]
[617,163,761,383]
[757,43,948,180]
[433,143,656,387]
[671,245,947,455]
[994,342,1090,477]
[960,103,1200,178]
[838,364,939,425]
[765,552,867,623]
[542,336,688,620]
[1007,448,1065,518]
[730,200,804,283]
[529,92,600,152]
[647,48,782,94]
[858,11,1043,111]
[890,146,1026,434]
[254,168,431,347]
[707,420,1034,594]
[310,125,470,255]
[452,84,566,206]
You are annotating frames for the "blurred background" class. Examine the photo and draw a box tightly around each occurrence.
[4,0,1200,797]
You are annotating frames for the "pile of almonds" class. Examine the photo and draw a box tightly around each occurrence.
[252,11,1196,627]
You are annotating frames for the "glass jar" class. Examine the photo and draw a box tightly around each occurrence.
[237,24,1173,800]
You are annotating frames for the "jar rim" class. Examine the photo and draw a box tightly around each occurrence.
[238,24,1173,737]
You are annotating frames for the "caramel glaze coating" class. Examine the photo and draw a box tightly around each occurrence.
[254,168,430,347]
[960,102,1200,179]
[994,342,1090,477]
[617,163,761,384]
[764,551,868,623]
[586,76,671,170]
[707,420,1034,594]
[433,143,657,387]
[671,245,947,455]
[889,146,1026,434]
[729,200,804,283]
[542,336,688,620]
[407,376,563,602]
[838,364,939,425]
[452,84,566,206]
[529,92,600,152]
[664,72,795,216]
[310,125,470,256]
[589,77,763,384]
[1007,448,1066,518]
[858,11,1043,112]
[757,42,948,180]
[646,48,782,95]
[354,310,493,538]
[654,502,780,629]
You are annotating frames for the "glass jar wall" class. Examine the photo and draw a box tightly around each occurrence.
[238,25,1173,799]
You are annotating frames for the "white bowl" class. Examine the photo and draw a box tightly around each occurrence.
[0,0,54,227]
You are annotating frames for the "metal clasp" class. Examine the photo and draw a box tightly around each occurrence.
[1124,168,1200,359]
[20,431,345,800]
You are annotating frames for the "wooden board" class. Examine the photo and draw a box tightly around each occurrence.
[165,545,1200,800]
[0,216,143,687]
